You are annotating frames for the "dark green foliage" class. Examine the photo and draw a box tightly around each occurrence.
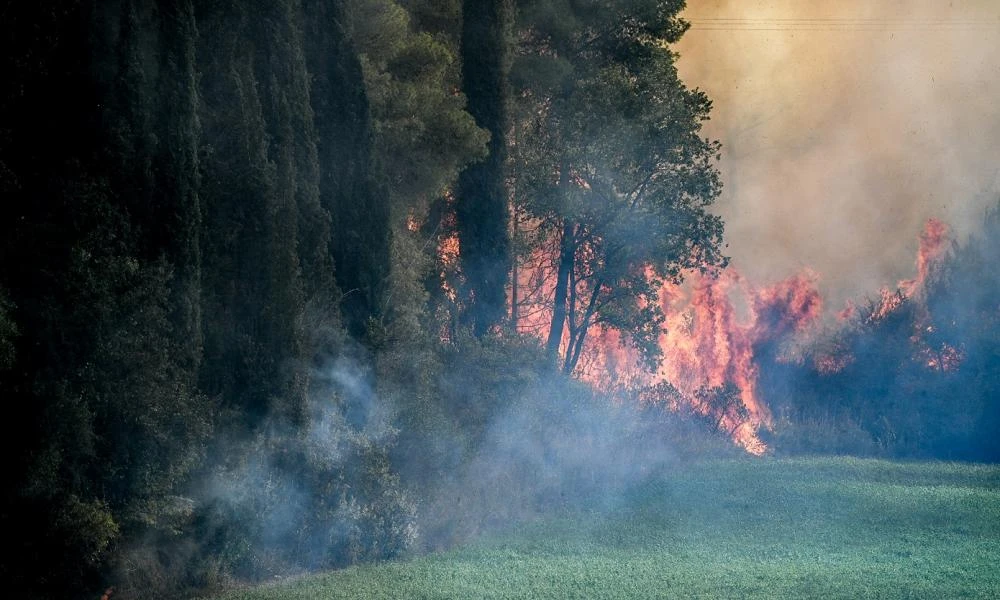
[0,290,16,369]
[343,0,487,345]
[303,0,391,339]
[0,2,209,597]
[190,0,414,592]
[348,0,487,211]
[455,0,512,336]
[0,1,414,597]
[196,0,309,425]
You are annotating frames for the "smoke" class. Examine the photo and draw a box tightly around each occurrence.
[368,331,752,553]
[190,339,723,575]
[675,0,1000,312]
[411,366,734,550]
[189,350,416,580]
[312,355,399,450]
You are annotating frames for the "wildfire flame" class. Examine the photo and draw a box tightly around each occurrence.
[423,210,961,455]
[901,217,949,299]
[588,269,821,454]
[867,218,962,372]
[510,237,823,454]
[871,218,950,323]
[811,218,961,376]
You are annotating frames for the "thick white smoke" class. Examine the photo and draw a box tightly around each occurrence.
[675,0,1000,312]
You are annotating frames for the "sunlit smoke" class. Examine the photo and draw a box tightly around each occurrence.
[675,0,1000,311]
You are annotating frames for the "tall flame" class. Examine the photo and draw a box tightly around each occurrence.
[815,218,961,375]
[511,239,823,454]
[621,269,820,454]
[426,213,959,454]
[874,218,950,321]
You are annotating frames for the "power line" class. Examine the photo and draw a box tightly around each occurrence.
[686,17,1000,31]
[689,28,998,31]
[689,18,995,22]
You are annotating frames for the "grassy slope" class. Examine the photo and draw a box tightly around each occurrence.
[209,457,1000,599]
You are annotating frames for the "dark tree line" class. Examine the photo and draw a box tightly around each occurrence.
[0,1,400,597]
[0,1,733,597]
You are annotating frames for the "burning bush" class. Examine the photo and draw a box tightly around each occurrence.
[761,211,1000,461]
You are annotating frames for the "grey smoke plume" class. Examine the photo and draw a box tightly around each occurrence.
[675,0,1000,311]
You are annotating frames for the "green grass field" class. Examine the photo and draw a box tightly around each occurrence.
[208,457,1000,599]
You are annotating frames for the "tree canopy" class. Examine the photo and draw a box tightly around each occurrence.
[510,0,726,372]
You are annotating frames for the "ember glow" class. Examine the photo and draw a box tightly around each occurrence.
[510,239,823,453]
[501,216,966,454]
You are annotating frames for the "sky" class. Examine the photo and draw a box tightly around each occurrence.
[674,0,1000,312]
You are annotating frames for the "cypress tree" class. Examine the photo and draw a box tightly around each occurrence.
[155,0,203,376]
[196,0,312,425]
[303,0,391,341]
[455,0,511,336]
[0,2,210,595]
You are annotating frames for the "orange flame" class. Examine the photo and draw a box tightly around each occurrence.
[872,218,950,322]
[862,218,963,372]
[498,218,957,454]
[512,241,823,454]
[652,269,820,453]
[905,217,950,297]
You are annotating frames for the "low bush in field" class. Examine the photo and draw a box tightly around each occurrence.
[764,416,883,457]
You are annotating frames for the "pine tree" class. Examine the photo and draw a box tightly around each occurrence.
[511,0,726,372]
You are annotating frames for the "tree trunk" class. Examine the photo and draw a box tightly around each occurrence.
[564,277,603,374]
[546,219,575,361]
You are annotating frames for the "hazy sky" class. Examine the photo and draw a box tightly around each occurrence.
[674,0,1000,312]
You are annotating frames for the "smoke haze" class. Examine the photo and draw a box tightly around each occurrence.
[675,0,1000,312]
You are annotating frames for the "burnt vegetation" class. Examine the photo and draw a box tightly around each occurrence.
[0,1,997,599]
[761,208,1000,461]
